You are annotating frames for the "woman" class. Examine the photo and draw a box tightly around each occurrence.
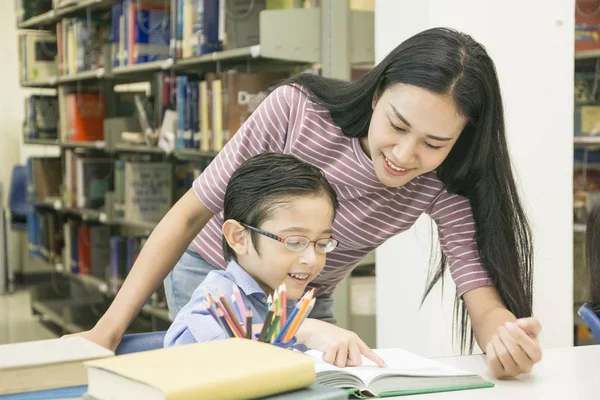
[586,205,600,314]
[77,27,541,378]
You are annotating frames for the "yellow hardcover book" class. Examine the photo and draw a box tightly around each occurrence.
[212,79,223,151]
[199,81,210,152]
[84,338,315,400]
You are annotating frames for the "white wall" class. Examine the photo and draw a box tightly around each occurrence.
[375,0,574,356]
[0,1,26,206]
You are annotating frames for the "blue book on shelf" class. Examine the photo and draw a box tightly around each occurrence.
[175,0,183,58]
[131,4,171,64]
[0,385,87,400]
[201,0,222,54]
[176,76,187,149]
[191,82,200,148]
[111,2,123,67]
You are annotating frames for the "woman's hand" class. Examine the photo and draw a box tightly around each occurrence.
[296,318,387,368]
[486,317,542,378]
[62,326,121,352]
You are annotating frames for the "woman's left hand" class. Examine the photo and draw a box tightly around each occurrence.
[486,317,542,378]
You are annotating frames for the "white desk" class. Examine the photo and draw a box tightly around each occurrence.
[65,345,598,399]
[395,345,600,399]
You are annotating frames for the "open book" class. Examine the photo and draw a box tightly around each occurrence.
[306,348,493,398]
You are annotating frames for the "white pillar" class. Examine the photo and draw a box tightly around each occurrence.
[375,0,574,356]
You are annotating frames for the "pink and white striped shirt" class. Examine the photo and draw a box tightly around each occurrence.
[192,84,493,296]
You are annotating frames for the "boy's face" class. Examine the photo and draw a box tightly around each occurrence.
[242,194,335,301]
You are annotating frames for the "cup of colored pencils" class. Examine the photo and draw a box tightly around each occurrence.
[202,283,316,348]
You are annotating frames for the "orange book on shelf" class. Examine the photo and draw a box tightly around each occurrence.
[66,93,105,142]
[78,226,91,275]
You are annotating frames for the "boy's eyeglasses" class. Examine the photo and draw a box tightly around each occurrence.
[240,223,339,254]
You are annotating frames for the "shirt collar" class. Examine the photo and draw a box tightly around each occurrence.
[225,259,267,298]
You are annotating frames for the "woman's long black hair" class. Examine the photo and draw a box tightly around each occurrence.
[285,27,533,353]
[586,206,600,314]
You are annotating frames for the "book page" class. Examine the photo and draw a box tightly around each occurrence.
[306,348,474,386]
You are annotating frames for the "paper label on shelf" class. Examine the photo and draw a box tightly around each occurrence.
[161,58,174,70]
[582,106,600,135]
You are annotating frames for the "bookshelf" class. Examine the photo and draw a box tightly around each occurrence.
[17,0,116,29]
[17,0,374,335]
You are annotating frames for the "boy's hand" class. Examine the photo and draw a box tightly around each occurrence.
[296,318,387,368]
[486,318,542,378]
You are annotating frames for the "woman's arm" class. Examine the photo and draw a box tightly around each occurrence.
[74,189,214,350]
[464,286,542,378]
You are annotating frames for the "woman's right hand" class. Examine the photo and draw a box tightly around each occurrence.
[63,326,122,351]
[296,318,387,368]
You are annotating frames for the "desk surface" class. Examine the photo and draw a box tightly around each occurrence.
[395,345,600,399]
[67,345,598,399]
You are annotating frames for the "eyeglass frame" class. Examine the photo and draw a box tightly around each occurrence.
[239,223,339,254]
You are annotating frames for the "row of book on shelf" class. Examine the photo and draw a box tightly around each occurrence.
[27,155,205,219]
[27,209,145,295]
[24,69,292,153]
[17,0,321,84]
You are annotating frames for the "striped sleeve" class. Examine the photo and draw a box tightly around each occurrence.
[426,190,494,296]
[192,85,304,213]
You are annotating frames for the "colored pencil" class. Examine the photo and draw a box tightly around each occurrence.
[288,298,316,339]
[215,308,235,338]
[217,289,246,337]
[280,283,287,329]
[232,283,247,318]
[265,310,282,343]
[274,303,300,343]
[258,304,275,342]
[283,291,314,342]
[231,294,242,322]
[210,292,244,338]
[246,309,253,339]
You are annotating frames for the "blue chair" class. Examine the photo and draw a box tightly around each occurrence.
[578,303,600,343]
[115,331,167,355]
[8,165,31,230]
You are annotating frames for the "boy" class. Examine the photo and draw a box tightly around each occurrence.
[164,153,386,368]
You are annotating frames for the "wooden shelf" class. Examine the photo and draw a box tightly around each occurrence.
[576,49,600,60]
[23,138,60,146]
[113,143,166,154]
[31,300,85,334]
[112,59,174,82]
[61,140,106,150]
[57,68,107,84]
[574,136,600,146]
[174,148,219,160]
[61,207,108,223]
[112,218,157,232]
[20,80,56,88]
[17,0,115,29]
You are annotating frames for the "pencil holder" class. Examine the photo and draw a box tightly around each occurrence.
[272,336,297,349]
[254,334,306,351]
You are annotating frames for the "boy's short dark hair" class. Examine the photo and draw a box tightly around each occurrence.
[222,153,339,262]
